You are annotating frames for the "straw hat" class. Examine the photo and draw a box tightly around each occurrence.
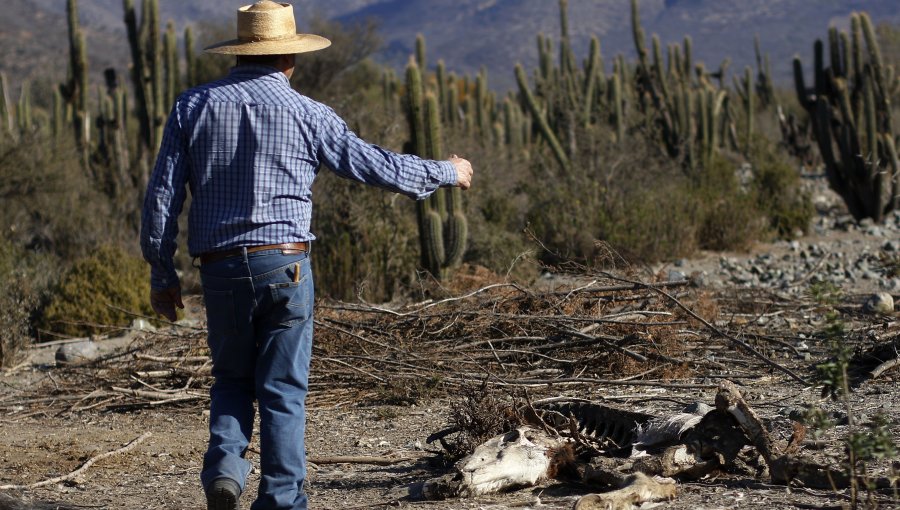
[204,1,331,55]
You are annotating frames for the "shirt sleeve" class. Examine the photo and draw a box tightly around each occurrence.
[140,104,189,290]
[312,103,457,199]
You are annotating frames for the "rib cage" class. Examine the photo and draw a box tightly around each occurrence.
[531,400,655,451]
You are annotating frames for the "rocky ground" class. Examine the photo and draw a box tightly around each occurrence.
[0,174,897,510]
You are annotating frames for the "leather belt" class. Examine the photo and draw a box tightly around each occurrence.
[199,242,309,265]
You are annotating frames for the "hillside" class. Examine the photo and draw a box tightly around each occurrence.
[2,0,900,96]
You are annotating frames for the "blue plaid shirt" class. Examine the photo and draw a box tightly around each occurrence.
[141,65,457,290]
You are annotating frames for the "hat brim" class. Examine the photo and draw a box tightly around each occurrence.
[203,34,331,55]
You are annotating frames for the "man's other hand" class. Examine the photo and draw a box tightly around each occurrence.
[449,156,473,190]
[150,285,184,322]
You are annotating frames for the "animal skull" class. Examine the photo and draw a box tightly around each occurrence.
[456,426,565,496]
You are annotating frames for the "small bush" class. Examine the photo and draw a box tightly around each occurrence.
[526,132,700,265]
[694,154,766,251]
[40,245,154,337]
[748,136,814,238]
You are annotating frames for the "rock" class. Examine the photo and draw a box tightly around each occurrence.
[131,318,157,332]
[689,271,710,287]
[667,270,687,282]
[863,292,894,314]
[865,226,884,237]
[55,340,100,366]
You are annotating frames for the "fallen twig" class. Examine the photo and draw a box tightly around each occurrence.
[0,432,152,490]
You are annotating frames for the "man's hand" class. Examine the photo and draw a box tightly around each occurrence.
[150,285,184,322]
[449,156,473,190]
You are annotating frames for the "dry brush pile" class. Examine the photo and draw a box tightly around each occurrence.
[4,269,885,415]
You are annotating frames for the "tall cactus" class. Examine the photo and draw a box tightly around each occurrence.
[405,57,467,280]
[65,0,90,147]
[0,73,12,135]
[124,0,152,150]
[515,64,570,171]
[734,66,755,153]
[794,11,898,221]
[163,20,178,109]
[146,0,164,149]
[16,82,32,134]
[184,26,197,89]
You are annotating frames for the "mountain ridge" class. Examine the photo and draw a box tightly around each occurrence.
[2,0,899,97]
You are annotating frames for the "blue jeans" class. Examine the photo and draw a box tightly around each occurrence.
[199,248,313,510]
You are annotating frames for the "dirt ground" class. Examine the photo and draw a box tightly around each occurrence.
[1,215,899,509]
[0,375,897,509]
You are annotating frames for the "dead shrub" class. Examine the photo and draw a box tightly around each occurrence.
[442,382,515,460]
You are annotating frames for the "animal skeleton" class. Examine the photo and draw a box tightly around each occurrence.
[418,381,891,508]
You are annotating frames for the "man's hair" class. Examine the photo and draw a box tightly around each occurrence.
[236,54,291,67]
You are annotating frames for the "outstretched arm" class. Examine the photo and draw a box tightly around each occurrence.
[314,103,471,198]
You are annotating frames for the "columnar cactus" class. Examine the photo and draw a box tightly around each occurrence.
[475,69,489,137]
[124,0,152,151]
[734,66,755,153]
[515,63,570,171]
[0,73,12,135]
[184,26,196,89]
[163,21,178,109]
[753,36,774,108]
[405,57,468,280]
[16,82,32,134]
[52,88,64,140]
[627,0,733,172]
[65,0,90,147]
[146,0,164,149]
[794,11,899,221]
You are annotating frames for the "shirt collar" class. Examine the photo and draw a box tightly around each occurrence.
[229,65,291,86]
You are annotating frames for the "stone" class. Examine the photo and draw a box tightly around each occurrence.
[56,340,100,366]
[863,292,894,314]
[667,270,687,282]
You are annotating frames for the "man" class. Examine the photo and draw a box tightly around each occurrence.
[139,2,473,509]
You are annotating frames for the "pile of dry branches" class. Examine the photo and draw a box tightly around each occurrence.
[2,270,896,415]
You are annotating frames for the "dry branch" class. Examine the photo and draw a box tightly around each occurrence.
[0,432,151,490]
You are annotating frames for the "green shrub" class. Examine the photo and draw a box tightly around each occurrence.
[693,154,765,251]
[525,133,700,265]
[40,245,154,337]
[748,136,814,238]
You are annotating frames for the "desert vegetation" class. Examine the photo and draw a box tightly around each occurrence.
[0,0,898,366]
